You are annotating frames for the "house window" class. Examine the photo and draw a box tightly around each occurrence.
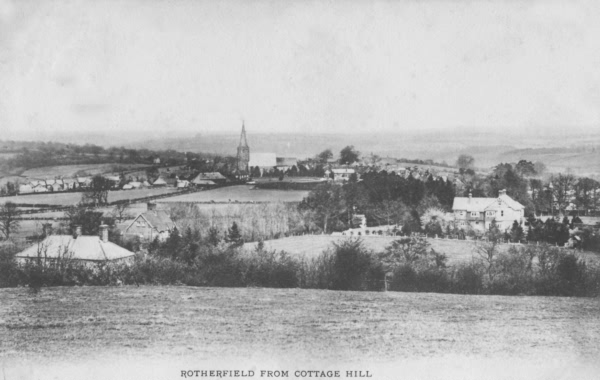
[501,211,504,217]
[470,212,478,217]
[486,211,495,216]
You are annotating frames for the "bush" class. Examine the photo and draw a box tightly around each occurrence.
[451,263,484,294]
[330,239,380,291]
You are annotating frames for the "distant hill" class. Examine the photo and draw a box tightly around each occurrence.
[129,129,600,176]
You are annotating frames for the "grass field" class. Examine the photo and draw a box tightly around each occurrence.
[20,163,148,179]
[244,235,600,264]
[0,188,180,206]
[159,185,309,203]
[1,286,599,380]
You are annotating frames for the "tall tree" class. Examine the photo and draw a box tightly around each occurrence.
[574,177,600,213]
[514,160,537,177]
[456,154,475,170]
[339,146,360,165]
[298,182,346,233]
[82,175,112,206]
[0,202,20,239]
[315,149,334,164]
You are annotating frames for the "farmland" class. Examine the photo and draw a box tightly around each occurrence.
[1,286,599,380]
[159,185,309,203]
[244,235,600,265]
[0,187,181,206]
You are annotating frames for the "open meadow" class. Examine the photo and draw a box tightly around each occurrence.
[159,185,309,203]
[244,235,600,265]
[1,286,599,380]
[0,187,180,206]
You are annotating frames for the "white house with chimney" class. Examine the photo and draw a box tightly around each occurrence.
[452,189,525,232]
[15,225,135,263]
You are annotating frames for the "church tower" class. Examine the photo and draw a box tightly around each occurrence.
[236,121,250,174]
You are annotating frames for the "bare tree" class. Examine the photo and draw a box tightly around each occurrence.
[0,202,20,240]
[550,173,576,215]
[112,202,132,222]
[474,221,504,284]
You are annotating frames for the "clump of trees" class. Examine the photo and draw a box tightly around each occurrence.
[298,170,455,234]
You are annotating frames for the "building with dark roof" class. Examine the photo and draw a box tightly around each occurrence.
[125,202,177,242]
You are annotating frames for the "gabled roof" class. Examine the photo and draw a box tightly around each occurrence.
[486,194,525,211]
[16,235,134,261]
[152,177,167,185]
[453,194,524,212]
[130,210,176,232]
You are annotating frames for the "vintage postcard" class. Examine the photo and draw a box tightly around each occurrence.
[1,1,599,379]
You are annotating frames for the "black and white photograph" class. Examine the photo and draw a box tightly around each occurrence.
[1,1,599,379]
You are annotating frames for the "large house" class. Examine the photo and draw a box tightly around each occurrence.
[452,189,525,232]
[125,202,177,242]
[15,225,135,263]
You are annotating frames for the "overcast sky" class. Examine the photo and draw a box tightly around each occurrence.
[1,0,599,140]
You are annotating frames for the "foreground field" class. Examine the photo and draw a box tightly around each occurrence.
[159,185,309,203]
[244,235,600,264]
[1,286,599,380]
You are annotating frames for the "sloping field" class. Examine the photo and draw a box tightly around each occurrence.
[21,163,148,179]
[1,286,599,380]
[244,235,600,264]
[159,185,309,203]
[0,188,179,206]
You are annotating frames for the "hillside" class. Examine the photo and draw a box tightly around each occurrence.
[1,286,599,380]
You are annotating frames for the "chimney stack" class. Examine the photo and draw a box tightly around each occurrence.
[468,191,472,203]
[499,189,506,197]
[147,202,157,211]
[99,224,109,243]
[74,225,82,238]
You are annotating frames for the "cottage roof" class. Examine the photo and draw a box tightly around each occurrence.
[16,235,134,261]
[191,179,216,186]
[132,210,176,232]
[192,172,226,181]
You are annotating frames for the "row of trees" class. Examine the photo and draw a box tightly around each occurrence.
[4,229,598,297]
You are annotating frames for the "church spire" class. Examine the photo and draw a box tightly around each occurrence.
[236,121,250,175]
[239,120,248,147]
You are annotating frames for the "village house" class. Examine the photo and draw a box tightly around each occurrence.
[452,189,525,232]
[15,225,135,263]
[125,202,177,242]
[326,168,356,181]
[18,184,34,194]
